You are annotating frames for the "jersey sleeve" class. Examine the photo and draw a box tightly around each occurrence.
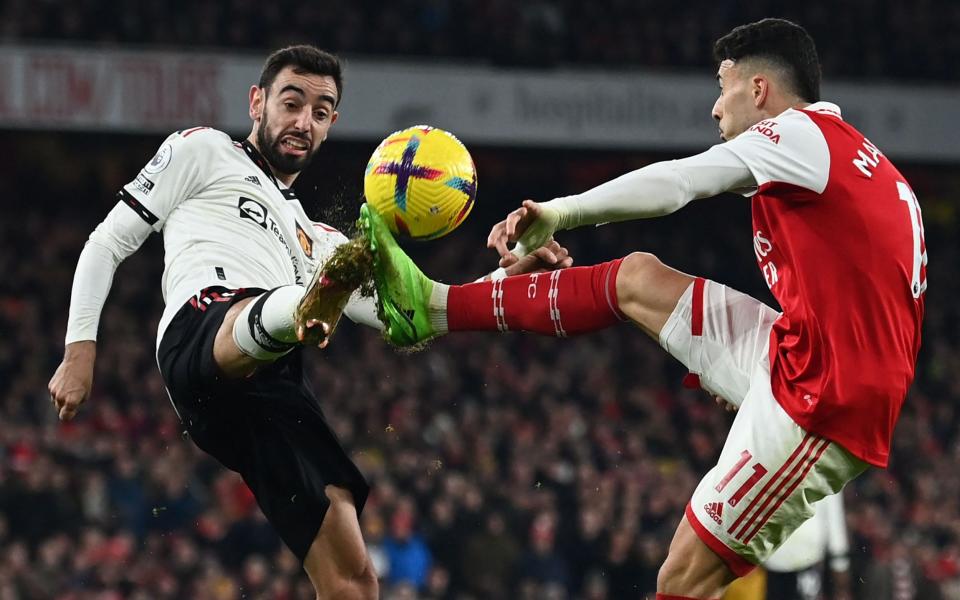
[65,129,219,343]
[549,144,756,230]
[65,194,157,343]
[64,237,123,344]
[716,109,830,197]
[119,129,214,231]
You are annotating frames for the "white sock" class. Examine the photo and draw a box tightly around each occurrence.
[429,283,450,334]
[232,285,306,360]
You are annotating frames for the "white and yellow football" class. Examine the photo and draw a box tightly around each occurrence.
[363,125,477,240]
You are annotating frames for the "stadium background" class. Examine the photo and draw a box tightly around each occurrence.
[2,2,959,599]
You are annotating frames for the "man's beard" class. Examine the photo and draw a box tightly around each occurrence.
[257,111,316,176]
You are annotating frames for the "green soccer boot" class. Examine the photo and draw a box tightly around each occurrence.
[359,203,445,347]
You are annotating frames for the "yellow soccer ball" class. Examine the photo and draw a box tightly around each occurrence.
[363,125,477,240]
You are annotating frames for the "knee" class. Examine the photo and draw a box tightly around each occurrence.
[312,486,378,600]
[342,549,378,594]
[656,541,734,597]
[315,560,378,600]
[355,563,379,599]
[656,551,689,592]
[323,567,378,600]
[615,252,665,306]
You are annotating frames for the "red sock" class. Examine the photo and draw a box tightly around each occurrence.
[447,259,626,335]
[656,595,719,600]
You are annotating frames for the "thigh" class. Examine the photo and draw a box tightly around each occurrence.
[212,295,261,379]
[303,485,373,595]
[163,320,370,561]
[158,286,266,397]
[659,278,779,406]
[685,365,868,576]
[232,370,371,562]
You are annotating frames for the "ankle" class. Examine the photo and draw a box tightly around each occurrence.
[428,282,449,334]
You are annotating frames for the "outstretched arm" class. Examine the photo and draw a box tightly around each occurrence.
[489,145,755,265]
[50,203,153,420]
[51,131,204,417]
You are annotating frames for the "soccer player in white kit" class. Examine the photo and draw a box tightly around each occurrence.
[48,45,570,599]
[363,19,925,599]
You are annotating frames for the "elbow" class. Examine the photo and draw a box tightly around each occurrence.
[84,235,125,267]
[652,162,694,214]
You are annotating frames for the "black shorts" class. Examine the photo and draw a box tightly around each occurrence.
[157,287,369,562]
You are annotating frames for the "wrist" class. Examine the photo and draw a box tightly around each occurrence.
[489,267,509,280]
[541,197,578,230]
[64,340,96,362]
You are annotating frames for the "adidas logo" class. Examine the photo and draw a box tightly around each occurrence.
[397,307,418,339]
[704,501,724,525]
[244,175,261,186]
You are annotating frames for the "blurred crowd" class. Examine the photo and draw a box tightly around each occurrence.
[1,0,958,81]
[1,130,959,600]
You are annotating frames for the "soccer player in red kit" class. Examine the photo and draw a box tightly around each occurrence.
[362,18,926,599]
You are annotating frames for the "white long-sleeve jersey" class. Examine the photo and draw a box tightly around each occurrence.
[65,127,379,349]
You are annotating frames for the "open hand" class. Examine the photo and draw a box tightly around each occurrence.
[503,239,573,276]
[714,395,738,412]
[487,200,561,268]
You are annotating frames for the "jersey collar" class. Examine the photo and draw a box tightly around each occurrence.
[240,140,299,201]
[802,101,843,119]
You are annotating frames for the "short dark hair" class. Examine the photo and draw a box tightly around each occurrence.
[713,18,821,103]
[258,45,344,107]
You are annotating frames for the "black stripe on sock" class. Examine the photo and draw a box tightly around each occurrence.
[247,289,297,353]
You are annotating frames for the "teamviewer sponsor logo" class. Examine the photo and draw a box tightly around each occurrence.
[238,197,268,229]
[236,196,304,285]
[704,502,724,526]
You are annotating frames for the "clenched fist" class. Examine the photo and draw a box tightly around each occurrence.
[48,341,96,421]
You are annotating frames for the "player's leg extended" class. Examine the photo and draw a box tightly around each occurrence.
[303,485,378,600]
[214,289,312,378]
[361,203,691,345]
[214,295,282,378]
[614,252,695,339]
[214,263,360,378]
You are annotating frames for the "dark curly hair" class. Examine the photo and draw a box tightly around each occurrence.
[713,18,821,103]
[258,45,344,107]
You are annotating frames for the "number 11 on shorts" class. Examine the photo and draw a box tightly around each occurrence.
[715,450,769,507]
